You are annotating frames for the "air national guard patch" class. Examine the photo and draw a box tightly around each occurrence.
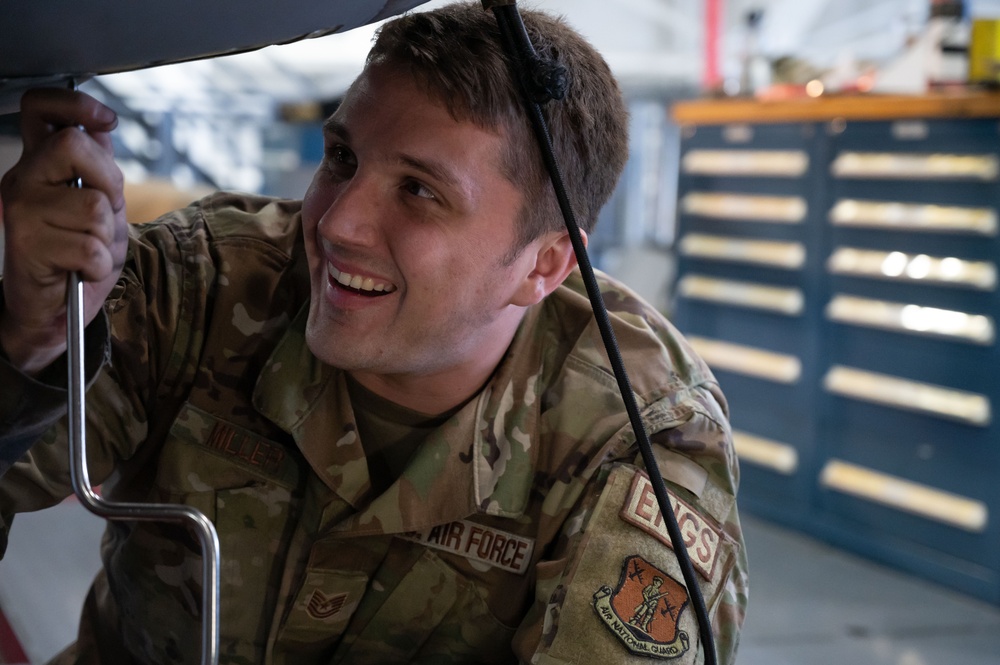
[593,555,691,659]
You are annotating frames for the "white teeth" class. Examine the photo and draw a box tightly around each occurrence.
[328,264,392,293]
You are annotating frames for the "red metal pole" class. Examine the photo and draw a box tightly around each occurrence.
[704,0,722,91]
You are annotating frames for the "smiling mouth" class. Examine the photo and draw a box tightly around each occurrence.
[328,264,396,296]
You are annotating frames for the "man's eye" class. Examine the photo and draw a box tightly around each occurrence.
[326,144,356,167]
[403,179,436,200]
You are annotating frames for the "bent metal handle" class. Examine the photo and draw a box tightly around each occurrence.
[66,243,221,660]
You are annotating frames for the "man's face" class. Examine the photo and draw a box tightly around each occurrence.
[301,64,538,401]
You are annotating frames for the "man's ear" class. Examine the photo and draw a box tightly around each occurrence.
[510,229,586,307]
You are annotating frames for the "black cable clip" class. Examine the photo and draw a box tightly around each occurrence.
[524,54,567,104]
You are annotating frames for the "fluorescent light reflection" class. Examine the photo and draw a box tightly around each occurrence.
[899,304,992,341]
[940,257,963,279]
[905,254,931,279]
[881,252,907,277]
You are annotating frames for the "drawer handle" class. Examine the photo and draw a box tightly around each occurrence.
[824,365,991,426]
[829,199,997,236]
[826,295,995,345]
[689,336,801,384]
[820,459,988,533]
[828,247,997,291]
[732,431,798,475]
[682,149,808,177]
[679,275,804,315]
[682,192,807,223]
[679,234,806,269]
[831,152,999,181]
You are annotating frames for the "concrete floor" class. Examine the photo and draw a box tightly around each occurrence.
[737,515,1000,665]
[1,501,999,664]
[0,499,103,664]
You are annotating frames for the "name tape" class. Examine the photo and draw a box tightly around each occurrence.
[206,422,286,475]
[400,520,534,575]
[621,471,723,581]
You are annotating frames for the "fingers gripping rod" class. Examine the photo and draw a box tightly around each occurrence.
[66,186,220,659]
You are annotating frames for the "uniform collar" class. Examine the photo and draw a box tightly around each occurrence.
[252,305,543,535]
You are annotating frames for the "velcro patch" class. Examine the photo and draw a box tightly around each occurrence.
[399,520,534,575]
[620,471,723,581]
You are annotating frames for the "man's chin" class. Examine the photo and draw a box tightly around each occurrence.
[305,324,373,372]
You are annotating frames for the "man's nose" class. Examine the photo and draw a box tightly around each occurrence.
[317,173,384,247]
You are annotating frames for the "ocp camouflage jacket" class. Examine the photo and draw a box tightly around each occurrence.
[0,193,748,664]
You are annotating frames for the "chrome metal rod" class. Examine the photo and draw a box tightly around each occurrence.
[66,197,220,662]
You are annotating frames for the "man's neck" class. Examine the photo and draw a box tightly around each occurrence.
[347,316,525,416]
[348,359,497,416]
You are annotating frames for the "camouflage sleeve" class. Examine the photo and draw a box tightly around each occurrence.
[514,384,749,665]
[0,306,111,556]
[0,215,203,556]
[0,300,113,467]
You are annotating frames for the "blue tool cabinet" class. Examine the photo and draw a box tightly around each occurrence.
[670,95,1000,604]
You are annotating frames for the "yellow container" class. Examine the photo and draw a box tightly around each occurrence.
[969,19,1000,84]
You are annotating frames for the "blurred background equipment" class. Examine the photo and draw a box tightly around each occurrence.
[671,79,1000,608]
[969,17,1000,83]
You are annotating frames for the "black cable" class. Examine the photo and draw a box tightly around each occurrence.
[483,3,719,664]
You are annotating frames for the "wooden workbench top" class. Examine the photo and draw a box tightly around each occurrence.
[671,90,1000,125]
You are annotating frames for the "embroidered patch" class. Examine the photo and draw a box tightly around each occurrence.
[593,555,691,659]
[621,471,723,581]
[306,589,350,621]
[398,520,534,575]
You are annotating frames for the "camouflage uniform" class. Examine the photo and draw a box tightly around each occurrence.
[0,193,748,664]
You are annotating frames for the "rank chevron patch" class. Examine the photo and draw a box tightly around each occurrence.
[306,589,349,621]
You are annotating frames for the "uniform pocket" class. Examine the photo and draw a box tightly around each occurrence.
[340,548,519,664]
[277,569,372,649]
[110,402,299,662]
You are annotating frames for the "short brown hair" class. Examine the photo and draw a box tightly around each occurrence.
[367,2,629,248]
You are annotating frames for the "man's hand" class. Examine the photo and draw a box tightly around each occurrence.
[0,88,127,375]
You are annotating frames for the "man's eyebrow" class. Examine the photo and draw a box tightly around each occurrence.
[398,154,462,192]
[322,117,349,139]
[322,118,465,195]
